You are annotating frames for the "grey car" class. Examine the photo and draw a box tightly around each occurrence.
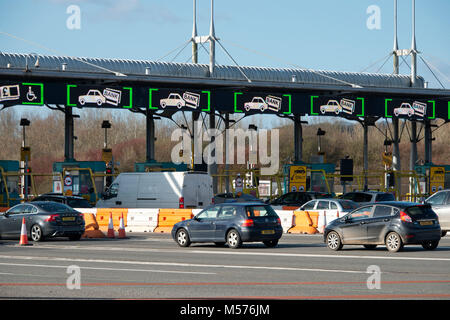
[299,199,359,215]
[324,202,441,252]
[425,189,450,236]
[338,191,395,205]
[0,201,85,241]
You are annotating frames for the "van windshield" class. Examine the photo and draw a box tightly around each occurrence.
[245,205,277,217]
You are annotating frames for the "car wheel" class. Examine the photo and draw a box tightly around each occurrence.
[363,244,377,250]
[161,102,166,108]
[97,99,103,106]
[326,231,343,251]
[30,224,44,242]
[385,232,403,252]
[244,105,250,112]
[335,109,340,115]
[263,239,279,248]
[214,242,226,247]
[421,240,439,250]
[177,102,183,109]
[227,229,242,249]
[394,111,399,117]
[320,108,326,114]
[260,106,266,112]
[69,234,82,241]
[176,228,191,247]
[79,99,85,105]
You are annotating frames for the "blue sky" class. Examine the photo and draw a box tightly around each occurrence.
[1,0,449,89]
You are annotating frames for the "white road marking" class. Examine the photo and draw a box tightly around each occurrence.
[0,255,366,274]
[0,260,215,275]
[17,244,450,262]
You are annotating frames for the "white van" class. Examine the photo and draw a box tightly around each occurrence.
[96,171,213,209]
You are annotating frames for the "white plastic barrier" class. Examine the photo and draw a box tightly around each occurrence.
[126,208,159,233]
[317,210,340,233]
[275,210,294,233]
[74,208,98,215]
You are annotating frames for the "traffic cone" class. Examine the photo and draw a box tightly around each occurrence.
[107,213,115,238]
[19,218,31,246]
[118,213,127,239]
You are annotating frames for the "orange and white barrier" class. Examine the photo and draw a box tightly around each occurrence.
[153,209,193,233]
[287,210,318,234]
[126,208,159,233]
[275,210,295,233]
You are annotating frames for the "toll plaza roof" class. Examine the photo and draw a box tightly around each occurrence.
[0,52,449,120]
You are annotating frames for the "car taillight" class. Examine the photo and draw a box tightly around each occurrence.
[44,214,58,222]
[179,197,185,209]
[211,197,215,204]
[276,218,281,226]
[400,211,412,223]
[242,219,254,227]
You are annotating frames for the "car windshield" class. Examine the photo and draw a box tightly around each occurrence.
[339,201,359,210]
[36,202,74,212]
[245,205,277,217]
[67,198,92,208]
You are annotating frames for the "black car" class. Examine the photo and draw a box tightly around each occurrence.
[32,193,93,208]
[267,191,333,207]
[214,192,263,204]
[172,202,283,249]
[0,201,85,241]
[324,202,441,252]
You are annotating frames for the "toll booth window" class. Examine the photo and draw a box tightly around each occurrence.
[79,172,93,194]
[7,176,19,194]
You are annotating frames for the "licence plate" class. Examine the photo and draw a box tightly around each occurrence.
[262,230,275,235]
[420,221,433,226]
[62,217,76,222]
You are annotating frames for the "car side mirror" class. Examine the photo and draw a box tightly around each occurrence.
[2,212,9,218]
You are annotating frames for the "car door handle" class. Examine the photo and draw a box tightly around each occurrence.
[383,218,391,222]
[116,201,122,205]
[359,221,367,225]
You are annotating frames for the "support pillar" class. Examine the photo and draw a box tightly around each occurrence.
[409,121,418,197]
[208,111,218,194]
[424,120,432,164]
[224,113,230,193]
[64,106,75,162]
[146,111,155,162]
[363,121,369,191]
[294,115,303,163]
[392,118,401,199]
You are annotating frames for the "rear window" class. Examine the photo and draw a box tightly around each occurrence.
[36,202,74,212]
[245,205,277,217]
[376,193,395,201]
[405,205,437,219]
[67,198,92,208]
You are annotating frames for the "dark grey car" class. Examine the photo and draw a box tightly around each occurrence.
[171,202,283,249]
[338,191,395,205]
[0,201,85,241]
[324,202,441,252]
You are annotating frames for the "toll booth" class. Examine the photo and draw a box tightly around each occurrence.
[415,164,450,196]
[134,160,188,172]
[0,160,21,207]
[283,162,336,194]
[52,161,106,205]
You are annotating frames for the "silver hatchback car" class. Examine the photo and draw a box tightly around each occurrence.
[425,190,450,236]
